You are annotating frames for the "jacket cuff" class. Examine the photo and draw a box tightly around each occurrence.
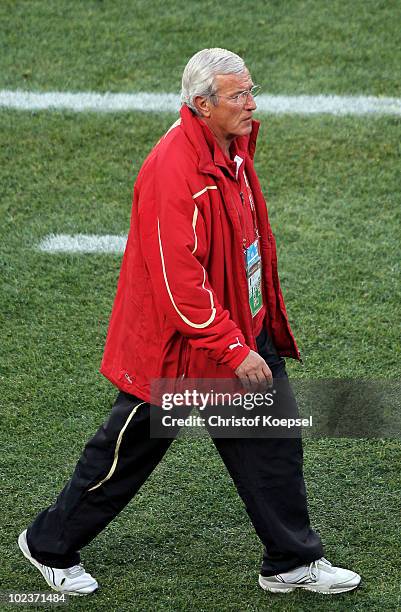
[221,344,251,372]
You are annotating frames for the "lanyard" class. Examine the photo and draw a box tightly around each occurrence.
[239,170,260,253]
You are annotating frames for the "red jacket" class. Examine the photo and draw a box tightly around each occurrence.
[100,105,300,401]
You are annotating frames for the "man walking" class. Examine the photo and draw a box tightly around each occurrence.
[19,48,360,596]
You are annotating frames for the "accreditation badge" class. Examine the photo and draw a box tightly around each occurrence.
[245,239,263,317]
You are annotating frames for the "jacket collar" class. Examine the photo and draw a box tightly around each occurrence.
[179,105,260,178]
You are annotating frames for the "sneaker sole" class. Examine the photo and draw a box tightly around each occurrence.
[259,574,361,594]
[18,530,97,596]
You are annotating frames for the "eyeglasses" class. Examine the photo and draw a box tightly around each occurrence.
[211,84,262,105]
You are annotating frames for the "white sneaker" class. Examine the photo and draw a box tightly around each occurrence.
[18,530,98,596]
[259,557,361,594]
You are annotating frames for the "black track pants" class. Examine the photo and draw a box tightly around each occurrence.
[27,328,324,576]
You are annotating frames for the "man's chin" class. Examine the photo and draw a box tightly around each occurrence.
[239,122,253,135]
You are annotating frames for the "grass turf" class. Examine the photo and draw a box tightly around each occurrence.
[1,0,400,96]
[1,110,400,611]
[1,1,400,610]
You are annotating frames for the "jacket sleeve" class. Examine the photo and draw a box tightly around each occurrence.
[137,154,250,371]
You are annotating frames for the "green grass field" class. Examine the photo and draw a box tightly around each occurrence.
[1,1,400,611]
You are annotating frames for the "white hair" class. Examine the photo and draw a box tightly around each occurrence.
[181,48,246,115]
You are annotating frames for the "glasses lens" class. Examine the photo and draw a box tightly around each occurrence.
[236,86,262,105]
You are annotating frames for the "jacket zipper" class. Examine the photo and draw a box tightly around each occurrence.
[180,339,188,379]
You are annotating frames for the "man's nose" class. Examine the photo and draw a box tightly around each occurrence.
[245,93,257,111]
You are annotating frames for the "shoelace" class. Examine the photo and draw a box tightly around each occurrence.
[64,564,85,578]
[308,557,332,582]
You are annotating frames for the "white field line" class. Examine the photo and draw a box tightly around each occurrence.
[1,89,401,115]
[38,234,127,253]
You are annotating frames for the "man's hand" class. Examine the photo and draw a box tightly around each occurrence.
[235,350,273,392]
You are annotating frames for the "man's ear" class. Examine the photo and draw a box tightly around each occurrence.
[193,95,212,118]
